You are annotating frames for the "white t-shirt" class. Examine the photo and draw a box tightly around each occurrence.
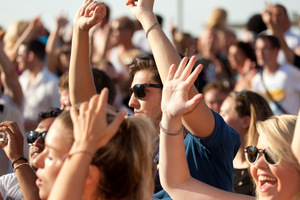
[0,173,23,200]
[251,64,300,115]
[19,67,60,122]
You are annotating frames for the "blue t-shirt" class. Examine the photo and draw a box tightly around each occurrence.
[154,111,241,199]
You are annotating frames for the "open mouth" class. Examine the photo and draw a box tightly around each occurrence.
[259,175,277,192]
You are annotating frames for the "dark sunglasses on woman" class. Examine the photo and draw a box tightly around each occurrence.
[244,146,279,165]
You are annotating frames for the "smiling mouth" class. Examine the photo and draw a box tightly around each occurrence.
[258,176,277,192]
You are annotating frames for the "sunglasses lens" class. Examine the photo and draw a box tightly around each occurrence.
[264,148,277,165]
[133,84,146,99]
[27,131,38,144]
[41,131,47,143]
[246,146,258,164]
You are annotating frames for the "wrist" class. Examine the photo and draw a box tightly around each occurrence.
[71,141,97,155]
[161,114,182,131]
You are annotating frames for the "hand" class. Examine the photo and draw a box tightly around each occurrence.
[161,56,203,117]
[126,0,155,21]
[74,0,106,31]
[70,88,126,154]
[56,13,69,30]
[0,121,24,161]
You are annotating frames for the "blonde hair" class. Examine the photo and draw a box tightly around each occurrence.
[206,8,227,29]
[3,20,29,49]
[92,114,155,200]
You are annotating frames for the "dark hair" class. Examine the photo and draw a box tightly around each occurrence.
[22,39,46,61]
[37,108,63,123]
[230,41,257,63]
[129,54,162,85]
[246,14,267,35]
[274,4,288,15]
[256,34,280,49]
[202,81,229,96]
[92,68,117,105]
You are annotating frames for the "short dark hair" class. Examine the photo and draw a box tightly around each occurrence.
[92,68,117,105]
[129,54,162,85]
[37,108,63,123]
[22,39,46,61]
[256,34,280,49]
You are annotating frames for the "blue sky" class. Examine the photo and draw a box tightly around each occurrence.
[1,0,299,38]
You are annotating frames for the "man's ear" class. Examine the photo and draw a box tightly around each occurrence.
[85,165,100,187]
[241,115,251,129]
[27,51,35,62]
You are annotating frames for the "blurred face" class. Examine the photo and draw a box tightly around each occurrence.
[34,120,73,200]
[228,45,247,72]
[59,44,71,70]
[271,6,288,28]
[220,96,244,134]
[255,38,277,66]
[16,44,28,71]
[29,117,55,169]
[204,89,227,114]
[250,136,300,200]
[59,89,71,110]
[128,70,162,128]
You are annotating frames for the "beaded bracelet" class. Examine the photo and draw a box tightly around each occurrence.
[11,157,28,169]
[159,122,184,136]
[145,22,160,38]
[13,163,30,172]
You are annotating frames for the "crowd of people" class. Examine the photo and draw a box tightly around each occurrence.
[0,0,300,199]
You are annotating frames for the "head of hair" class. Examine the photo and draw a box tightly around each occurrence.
[230,41,257,63]
[37,108,63,123]
[58,71,69,91]
[229,90,273,146]
[3,20,29,49]
[116,16,135,34]
[129,54,162,85]
[256,114,300,172]
[22,39,46,61]
[92,68,116,105]
[202,81,229,96]
[206,8,227,29]
[256,34,280,49]
[246,14,267,35]
[274,4,288,16]
[92,114,155,200]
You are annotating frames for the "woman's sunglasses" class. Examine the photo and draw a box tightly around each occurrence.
[26,131,47,145]
[244,146,279,165]
[129,83,163,99]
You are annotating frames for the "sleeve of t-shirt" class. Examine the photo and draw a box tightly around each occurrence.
[0,175,7,198]
[294,54,300,69]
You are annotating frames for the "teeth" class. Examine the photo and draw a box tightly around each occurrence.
[259,176,276,182]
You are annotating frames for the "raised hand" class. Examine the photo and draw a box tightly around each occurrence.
[126,0,155,21]
[70,88,126,154]
[74,0,106,31]
[161,56,203,117]
[0,121,24,161]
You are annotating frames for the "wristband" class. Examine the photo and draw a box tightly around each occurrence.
[11,157,28,169]
[13,163,30,172]
[159,122,184,135]
[64,150,94,160]
[145,22,160,38]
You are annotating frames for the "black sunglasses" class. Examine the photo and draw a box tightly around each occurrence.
[26,131,47,145]
[129,83,163,99]
[244,146,279,165]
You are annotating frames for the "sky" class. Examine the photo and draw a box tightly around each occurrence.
[0,0,299,39]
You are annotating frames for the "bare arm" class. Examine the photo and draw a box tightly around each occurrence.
[159,57,254,200]
[0,121,39,200]
[127,0,214,137]
[292,108,300,165]
[0,43,23,108]
[69,0,107,105]
[46,14,68,73]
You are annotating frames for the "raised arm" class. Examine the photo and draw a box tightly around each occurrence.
[159,57,254,200]
[127,0,214,137]
[69,0,106,105]
[0,121,40,200]
[46,14,69,73]
[0,42,23,108]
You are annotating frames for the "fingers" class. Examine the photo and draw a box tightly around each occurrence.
[174,57,188,79]
[181,55,197,80]
[184,93,203,113]
[186,64,203,89]
[166,64,176,82]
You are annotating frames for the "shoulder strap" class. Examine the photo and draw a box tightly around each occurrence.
[260,72,288,114]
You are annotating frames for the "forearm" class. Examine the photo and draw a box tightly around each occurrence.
[276,33,295,65]
[69,27,96,105]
